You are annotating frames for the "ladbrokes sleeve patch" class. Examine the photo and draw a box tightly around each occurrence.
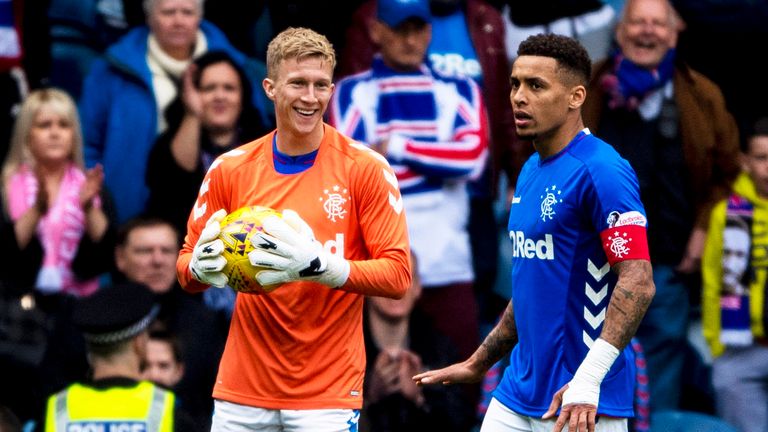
[600,224,650,265]
[606,210,647,229]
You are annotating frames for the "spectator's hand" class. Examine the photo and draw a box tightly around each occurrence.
[398,350,425,406]
[412,359,485,386]
[543,383,597,432]
[248,209,349,287]
[677,227,706,273]
[181,64,203,117]
[189,209,229,287]
[33,166,49,214]
[367,349,403,403]
[79,163,104,210]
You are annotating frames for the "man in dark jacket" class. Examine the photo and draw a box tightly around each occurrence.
[582,0,740,412]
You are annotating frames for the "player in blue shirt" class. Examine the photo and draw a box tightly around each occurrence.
[414,34,655,432]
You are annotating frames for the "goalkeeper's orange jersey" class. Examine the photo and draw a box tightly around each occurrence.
[177,125,411,409]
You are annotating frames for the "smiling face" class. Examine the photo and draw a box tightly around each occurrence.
[147,0,201,60]
[262,56,334,154]
[199,62,243,134]
[616,0,678,69]
[28,106,75,166]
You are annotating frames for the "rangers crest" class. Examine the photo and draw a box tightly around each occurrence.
[318,185,350,222]
[605,231,632,258]
[539,185,563,221]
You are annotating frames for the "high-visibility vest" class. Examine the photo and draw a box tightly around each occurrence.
[44,381,175,432]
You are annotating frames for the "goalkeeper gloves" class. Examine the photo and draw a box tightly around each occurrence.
[248,209,350,288]
[189,209,229,287]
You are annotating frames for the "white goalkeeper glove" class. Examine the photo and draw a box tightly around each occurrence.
[248,209,350,288]
[189,209,229,287]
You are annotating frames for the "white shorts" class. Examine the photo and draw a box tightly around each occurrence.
[210,399,360,431]
[480,398,627,432]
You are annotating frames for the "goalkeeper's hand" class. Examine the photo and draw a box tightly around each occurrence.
[248,209,350,288]
[189,209,229,287]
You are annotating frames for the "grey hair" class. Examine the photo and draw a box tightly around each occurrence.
[143,0,204,18]
[619,0,680,30]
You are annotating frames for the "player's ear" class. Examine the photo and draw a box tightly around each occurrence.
[569,85,586,110]
[263,78,276,101]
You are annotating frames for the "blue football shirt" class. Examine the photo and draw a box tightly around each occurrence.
[493,129,649,417]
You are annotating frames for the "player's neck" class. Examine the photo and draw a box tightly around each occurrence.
[534,118,585,159]
[275,124,325,156]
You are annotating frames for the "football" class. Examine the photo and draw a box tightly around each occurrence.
[218,205,282,294]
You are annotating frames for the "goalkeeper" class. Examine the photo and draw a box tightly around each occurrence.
[414,34,655,432]
[176,27,411,430]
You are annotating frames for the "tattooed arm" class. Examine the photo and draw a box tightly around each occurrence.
[600,259,655,349]
[413,301,518,385]
[544,259,655,432]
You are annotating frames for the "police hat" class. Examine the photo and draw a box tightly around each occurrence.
[74,282,158,345]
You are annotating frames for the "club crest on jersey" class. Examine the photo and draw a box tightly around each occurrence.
[539,185,563,221]
[605,231,633,258]
[319,185,350,222]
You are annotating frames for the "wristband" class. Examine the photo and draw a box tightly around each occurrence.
[562,338,620,407]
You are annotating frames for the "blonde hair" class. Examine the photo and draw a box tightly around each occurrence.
[2,88,85,187]
[266,27,336,80]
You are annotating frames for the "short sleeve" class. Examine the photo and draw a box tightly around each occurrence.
[587,155,650,265]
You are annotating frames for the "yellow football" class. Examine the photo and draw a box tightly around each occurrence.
[218,205,282,294]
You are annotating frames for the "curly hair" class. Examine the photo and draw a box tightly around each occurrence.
[266,27,336,80]
[517,33,591,85]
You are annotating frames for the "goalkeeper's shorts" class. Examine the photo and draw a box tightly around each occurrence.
[211,399,360,431]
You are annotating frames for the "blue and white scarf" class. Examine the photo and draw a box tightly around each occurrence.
[601,49,676,111]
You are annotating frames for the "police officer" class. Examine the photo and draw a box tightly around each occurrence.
[43,282,181,432]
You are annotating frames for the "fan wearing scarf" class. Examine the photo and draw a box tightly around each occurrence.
[329,0,489,373]
[701,118,768,432]
[582,0,741,413]
[1,88,114,298]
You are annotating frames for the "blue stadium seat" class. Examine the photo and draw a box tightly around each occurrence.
[650,410,739,432]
